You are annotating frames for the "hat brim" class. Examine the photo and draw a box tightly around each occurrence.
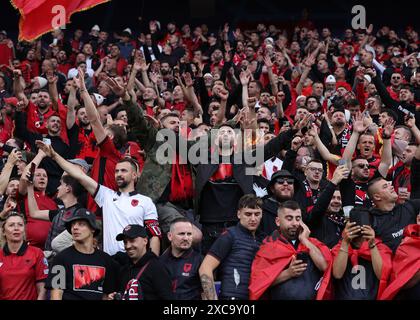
[65,217,100,237]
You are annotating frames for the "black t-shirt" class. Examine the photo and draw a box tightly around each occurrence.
[45,246,118,300]
[371,200,420,252]
[334,258,379,300]
[269,243,323,300]
[117,251,174,300]
[159,248,203,300]
[199,164,244,223]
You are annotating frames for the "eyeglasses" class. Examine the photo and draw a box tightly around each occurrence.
[392,77,401,80]
[275,178,294,185]
[354,163,370,169]
[307,167,324,173]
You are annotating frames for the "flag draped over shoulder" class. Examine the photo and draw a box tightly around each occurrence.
[249,230,333,300]
[10,0,110,41]
[379,224,420,300]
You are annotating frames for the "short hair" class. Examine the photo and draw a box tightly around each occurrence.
[380,108,398,122]
[61,175,84,198]
[169,217,192,232]
[306,159,323,167]
[117,157,139,172]
[249,80,263,92]
[347,99,360,107]
[238,194,263,210]
[257,118,270,125]
[160,112,180,123]
[277,200,301,215]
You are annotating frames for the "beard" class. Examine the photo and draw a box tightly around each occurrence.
[116,179,129,189]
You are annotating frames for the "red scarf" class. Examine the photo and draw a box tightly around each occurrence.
[379,224,420,300]
[331,239,392,299]
[249,231,333,300]
[168,154,194,202]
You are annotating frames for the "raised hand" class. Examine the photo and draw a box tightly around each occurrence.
[342,221,362,244]
[352,112,369,133]
[263,55,273,68]
[182,72,194,87]
[382,117,395,137]
[35,140,56,158]
[105,77,126,97]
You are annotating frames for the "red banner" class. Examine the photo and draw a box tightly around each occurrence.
[10,0,110,41]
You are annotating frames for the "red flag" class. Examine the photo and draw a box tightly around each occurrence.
[11,0,110,41]
[379,224,420,300]
[248,231,333,300]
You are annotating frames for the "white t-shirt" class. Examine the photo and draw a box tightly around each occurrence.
[94,185,158,256]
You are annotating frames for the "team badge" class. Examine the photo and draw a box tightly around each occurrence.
[131,199,139,207]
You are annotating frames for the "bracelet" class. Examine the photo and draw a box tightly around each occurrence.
[339,248,348,254]
[80,89,87,93]
[369,243,377,249]
[382,135,391,140]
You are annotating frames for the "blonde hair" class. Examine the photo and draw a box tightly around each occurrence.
[1,212,26,247]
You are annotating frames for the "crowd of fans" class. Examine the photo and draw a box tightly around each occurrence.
[0,17,419,300]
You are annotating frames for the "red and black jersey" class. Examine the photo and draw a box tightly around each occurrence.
[0,242,49,300]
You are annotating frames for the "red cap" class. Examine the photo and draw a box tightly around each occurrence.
[3,97,18,107]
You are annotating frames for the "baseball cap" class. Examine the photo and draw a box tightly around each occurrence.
[325,75,336,83]
[91,25,100,32]
[123,28,132,35]
[393,51,403,58]
[64,208,100,236]
[0,30,7,36]
[208,32,217,39]
[69,158,90,172]
[268,170,295,191]
[3,97,18,107]
[364,75,372,83]
[93,93,104,106]
[116,224,148,241]
[295,95,307,103]
[34,76,47,88]
[203,73,213,79]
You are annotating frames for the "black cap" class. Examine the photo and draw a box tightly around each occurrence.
[268,170,296,190]
[116,224,148,241]
[64,208,100,236]
[208,32,217,38]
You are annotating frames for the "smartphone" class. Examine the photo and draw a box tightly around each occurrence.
[350,208,371,227]
[28,163,36,183]
[43,138,51,145]
[296,252,309,264]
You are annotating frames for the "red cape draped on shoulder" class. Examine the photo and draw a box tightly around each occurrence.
[331,239,392,299]
[249,230,333,300]
[379,224,420,300]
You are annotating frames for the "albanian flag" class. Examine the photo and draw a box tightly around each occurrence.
[10,0,110,41]
[379,224,420,300]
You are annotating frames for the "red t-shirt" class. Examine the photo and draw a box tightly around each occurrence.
[87,136,122,214]
[22,191,57,249]
[0,243,49,300]
[0,42,13,66]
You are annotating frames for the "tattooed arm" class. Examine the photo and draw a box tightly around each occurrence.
[199,255,221,300]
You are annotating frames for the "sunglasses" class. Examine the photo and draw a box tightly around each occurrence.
[354,163,370,169]
[392,77,401,80]
[275,178,294,185]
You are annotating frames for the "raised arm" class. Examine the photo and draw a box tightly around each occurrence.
[36,140,98,195]
[296,55,315,95]
[0,149,21,195]
[66,81,78,129]
[46,70,59,111]
[341,112,369,167]
[264,55,278,96]
[378,118,395,177]
[18,150,46,196]
[239,70,251,108]
[308,124,340,165]
[74,67,106,144]
[12,69,28,107]
[182,72,203,116]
